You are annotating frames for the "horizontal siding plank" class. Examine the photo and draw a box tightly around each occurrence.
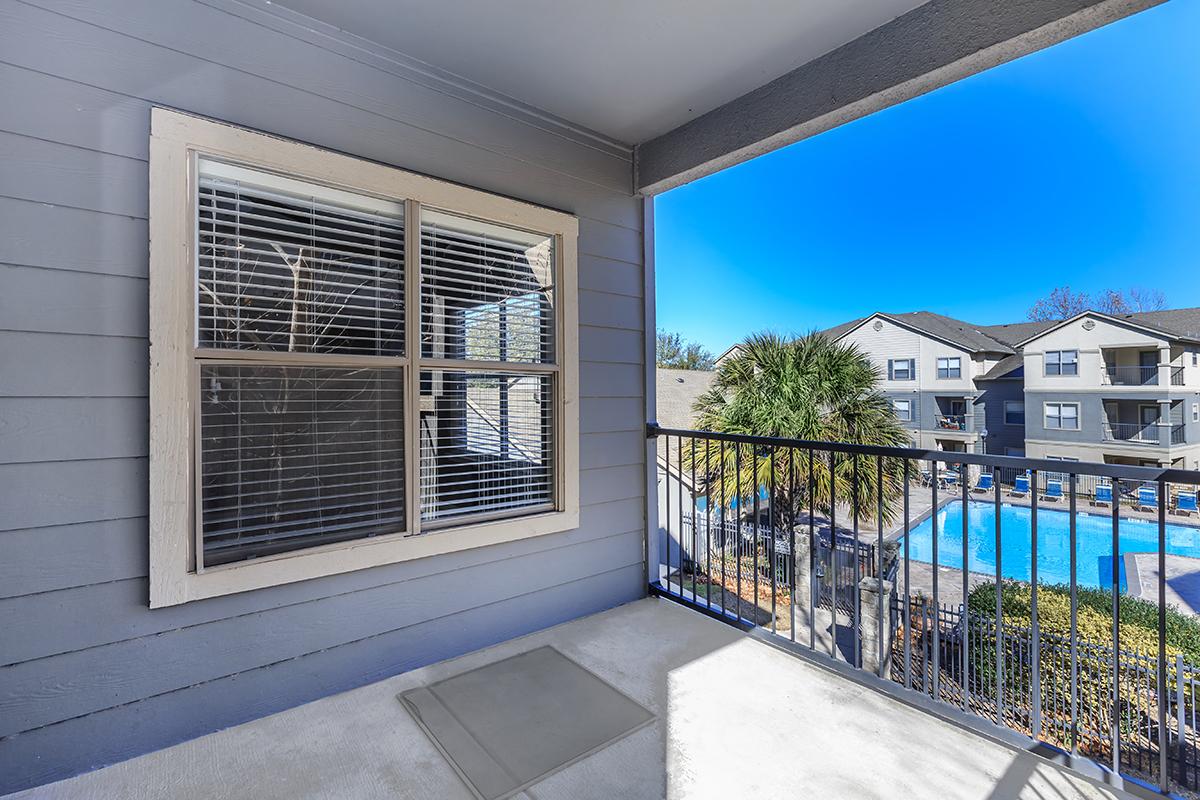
[0,530,642,737]
[0,264,146,338]
[580,464,644,508]
[0,2,641,230]
[0,197,148,278]
[0,498,643,663]
[580,396,643,434]
[0,397,147,464]
[579,325,644,365]
[580,361,643,399]
[0,332,147,398]
[0,132,146,218]
[578,289,643,331]
[577,254,644,298]
[18,0,631,193]
[0,518,147,600]
[0,565,643,796]
[0,458,147,534]
[580,430,645,471]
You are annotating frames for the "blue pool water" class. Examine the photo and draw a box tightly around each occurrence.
[902,501,1200,590]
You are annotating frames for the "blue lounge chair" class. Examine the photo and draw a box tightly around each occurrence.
[941,470,959,489]
[1042,479,1063,502]
[1093,483,1113,508]
[1176,491,1198,516]
[973,473,994,493]
[1137,485,1158,512]
[1011,474,1030,497]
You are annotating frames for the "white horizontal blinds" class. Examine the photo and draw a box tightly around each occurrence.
[418,209,557,524]
[194,159,407,567]
[420,209,554,364]
[197,159,405,357]
[420,371,554,522]
[199,365,405,565]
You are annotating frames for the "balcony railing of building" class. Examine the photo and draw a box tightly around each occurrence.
[935,414,968,431]
[1173,424,1187,445]
[1105,422,1160,444]
[650,423,1200,797]
[1104,365,1160,386]
[1173,366,1185,386]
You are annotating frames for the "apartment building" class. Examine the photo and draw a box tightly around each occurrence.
[822,308,1200,469]
[828,311,1031,456]
[1019,310,1200,470]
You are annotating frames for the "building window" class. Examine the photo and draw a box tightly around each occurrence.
[1044,402,1080,430]
[892,398,912,421]
[1045,350,1079,376]
[888,358,914,381]
[1193,403,1199,423]
[1003,400,1025,426]
[148,109,579,607]
[1193,352,1198,367]
[936,357,961,379]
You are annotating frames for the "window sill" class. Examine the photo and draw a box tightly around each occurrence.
[150,507,579,608]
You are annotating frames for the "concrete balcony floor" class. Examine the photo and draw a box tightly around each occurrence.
[5,598,1136,800]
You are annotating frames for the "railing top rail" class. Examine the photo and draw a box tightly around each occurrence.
[647,422,1200,483]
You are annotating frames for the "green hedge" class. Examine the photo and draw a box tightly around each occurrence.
[966,581,1200,662]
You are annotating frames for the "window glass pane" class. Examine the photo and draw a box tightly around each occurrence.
[420,370,553,523]
[197,161,405,356]
[199,364,405,566]
[421,210,554,364]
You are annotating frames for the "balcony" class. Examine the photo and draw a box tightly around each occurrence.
[935,413,969,431]
[15,597,1138,800]
[1104,422,1159,444]
[653,424,1200,798]
[1103,365,1159,386]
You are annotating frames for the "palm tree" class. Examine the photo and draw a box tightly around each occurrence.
[686,332,909,524]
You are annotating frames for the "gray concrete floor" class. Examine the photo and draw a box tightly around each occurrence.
[1126,552,1200,614]
[5,597,1141,800]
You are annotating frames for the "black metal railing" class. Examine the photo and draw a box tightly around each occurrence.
[1105,422,1159,444]
[936,414,969,431]
[1173,424,1187,446]
[649,422,1200,795]
[1172,366,1185,386]
[1105,365,1160,386]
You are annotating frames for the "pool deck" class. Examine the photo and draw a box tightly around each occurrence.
[1125,552,1200,614]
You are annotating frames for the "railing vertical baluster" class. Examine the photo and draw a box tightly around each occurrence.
[961,465,969,711]
[1069,474,1079,754]
[1111,488,1121,774]
[1031,469,1041,740]
[690,437,697,603]
[877,455,885,679]
[720,441,727,614]
[1177,653,1186,786]
[853,455,861,669]
[678,435,685,599]
[830,450,838,660]
[931,457,940,703]
[904,458,912,691]
[1158,478,1168,792]
[770,445,777,635]
[753,445,762,629]
[789,447,797,642]
[994,470,1004,728]
[705,438,712,612]
[809,449,816,651]
[735,442,743,623]
[664,435,672,594]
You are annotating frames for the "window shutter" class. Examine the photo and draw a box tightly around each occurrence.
[887,361,894,381]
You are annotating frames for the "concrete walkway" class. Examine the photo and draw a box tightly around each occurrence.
[1126,552,1200,614]
[5,598,1141,800]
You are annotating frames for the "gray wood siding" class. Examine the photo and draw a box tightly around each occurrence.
[0,1,645,792]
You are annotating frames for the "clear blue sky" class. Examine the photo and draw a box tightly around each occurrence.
[654,0,1200,356]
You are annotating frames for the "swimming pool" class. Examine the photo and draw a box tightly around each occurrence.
[901,500,1200,590]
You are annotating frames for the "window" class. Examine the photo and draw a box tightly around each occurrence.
[148,109,579,607]
[1003,400,1025,426]
[1193,352,1198,367]
[936,357,961,379]
[1044,402,1080,430]
[1045,350,1079,376]
[887,358,914,381]
[1193,403,1199,423]
[892,398,912,421]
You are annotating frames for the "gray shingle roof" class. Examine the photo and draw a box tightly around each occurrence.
[825,311,1016,354]
[655,367,716,491]
[977,353,1024,381]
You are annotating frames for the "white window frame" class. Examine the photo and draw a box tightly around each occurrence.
[148,109,579,607]
[1044,350,1079,376]
[888,358,914,381]
[1003,400,1025,426]
[892,398,912,421]
[936,356,961,379]
[1044,402,1080,431]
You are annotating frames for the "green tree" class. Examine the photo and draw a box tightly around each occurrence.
[656,329,716,370]
[686,332,908,523]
